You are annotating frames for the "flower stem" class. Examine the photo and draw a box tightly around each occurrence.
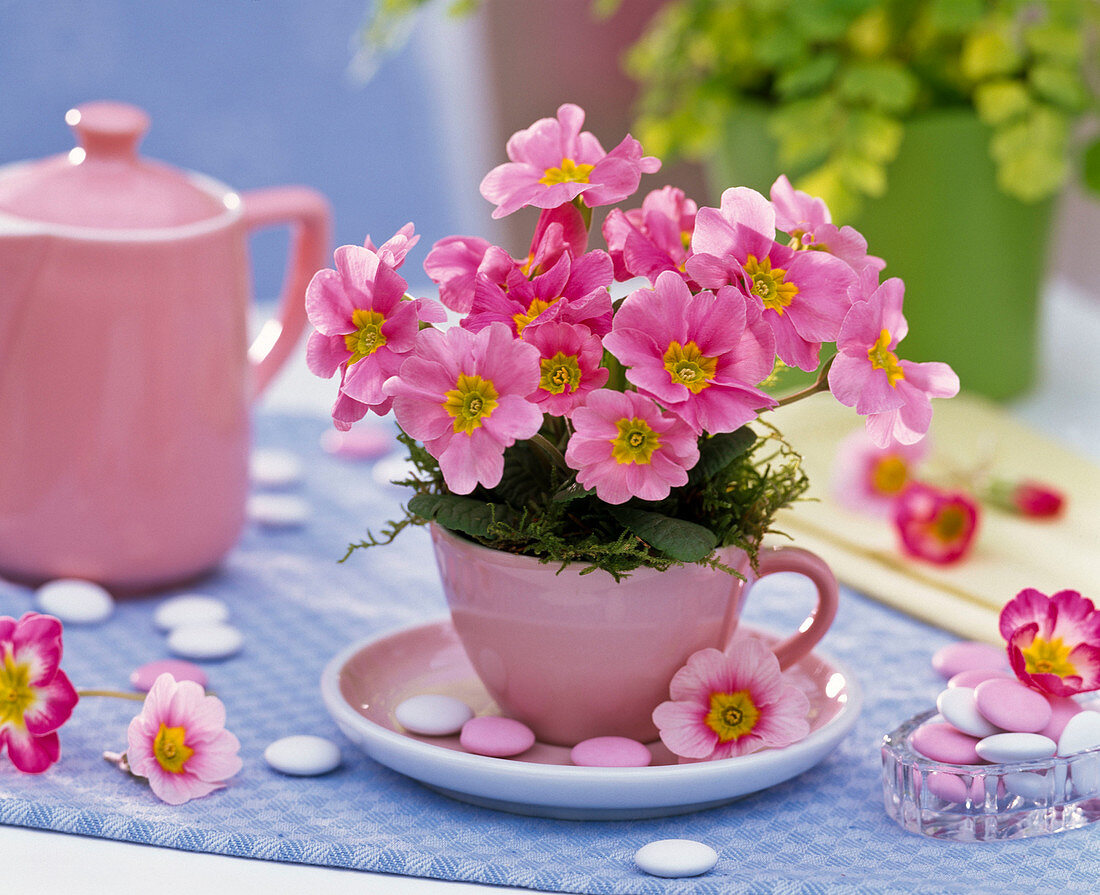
[771,355,835,408]
[77,689,146,701]
[529,432,570,472]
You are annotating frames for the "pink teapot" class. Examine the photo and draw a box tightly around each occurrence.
[0,101,331,592]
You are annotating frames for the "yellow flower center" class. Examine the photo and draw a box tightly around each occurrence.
[663,340,717,394]
[931,505,968,542]
[704,690,761,742]
[513,297,558,336]
[867,329,905,386]
[610,417,661,465]
[0,652,34,728]
[343,309,387,365]
[744,254,798,314]
[443,373,500,435]
[1022,636,1077,678]
[153,723,194,774]
[538,157,595,187]
[870,456,909,495]
[539,351,582,395]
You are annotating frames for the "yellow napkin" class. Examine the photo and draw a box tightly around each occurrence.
[768,392,1100,644]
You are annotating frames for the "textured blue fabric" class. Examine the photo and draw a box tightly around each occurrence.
[1,412,1097,894]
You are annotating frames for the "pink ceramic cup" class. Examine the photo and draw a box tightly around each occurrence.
[431,524,839,747]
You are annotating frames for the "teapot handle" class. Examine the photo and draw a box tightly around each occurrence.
[241,187,332,401]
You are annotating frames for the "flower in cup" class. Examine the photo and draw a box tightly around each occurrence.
[831,430,928,516]
[523,321,609,418]
[602,185,698,284]
[894,483,979,565]
[652,640,811,760]
[999,588,1100,697]
[385,322,543,494]
[479,103,660,219]
[565,389,699,504]
[603,270,776,435]
[126,673,242,805]
[0,613,79,774]
[306,237,436,417]
[769,175,884,276]
[687,186,858,371]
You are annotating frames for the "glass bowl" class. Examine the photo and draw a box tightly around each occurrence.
[881,706,1100,841]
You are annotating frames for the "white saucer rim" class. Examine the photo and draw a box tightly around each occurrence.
[320,615,863,797]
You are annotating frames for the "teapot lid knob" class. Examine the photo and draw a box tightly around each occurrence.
[67,101,150,160]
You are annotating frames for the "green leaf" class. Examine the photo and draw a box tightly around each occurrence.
[552,480,594,503]
[973,79,1031,126]
[961,26,1022,82]
[925,0,984,34]
[608,507,718,563]
[690,427,758,484]
[1029,64,1089,113]
[843,110,903,164]
[775,52,840,99]
[836,61,918,114]
[1084,139,1100,197]
[407,493,508,538]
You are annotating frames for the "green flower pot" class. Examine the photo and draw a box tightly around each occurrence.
[710,108,1052,401]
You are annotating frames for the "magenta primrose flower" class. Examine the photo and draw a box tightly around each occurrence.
[604,270,777,435]
[0,613,78,774]
[687,186,857,371]
[894,483,979,565]
[306,237,440,420]
[126,673,242,805]
[464,249,614,339]
[479,103,660,219]
[385,322,543,494]
[829,278,959,447]
[602,185,698,284]
[652,640,811,761]
[831,429,928,517]
[999,589,1100,697]
[523,321,609,418]
[565,389,699,504]
[769,176,884,276]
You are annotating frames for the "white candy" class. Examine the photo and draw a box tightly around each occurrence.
[154,594,229,631]
[976,732,1057,763]
[395,694,474,736]
[1057,710,1100,756]
[35,578,114,624]
[264,735,341,776]
[167,622,244,660]
[250,448,303,488]
[634,839,718,879]
[1003,771,1050,801]
[1071,756,1100,797]
[936,687,1001,738]
[248,494,309,529]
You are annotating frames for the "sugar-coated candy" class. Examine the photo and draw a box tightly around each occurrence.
[634,839,718,878]
[264,735,341,776]
[458,716,535,757]
[395,694,474,736]
[974,678,1052,733]
[35,578,114,624]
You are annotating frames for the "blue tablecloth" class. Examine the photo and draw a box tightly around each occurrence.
[1,412,1096,894]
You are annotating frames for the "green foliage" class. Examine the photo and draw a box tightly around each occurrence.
[347,424,809,579]
[627,0,1100,213]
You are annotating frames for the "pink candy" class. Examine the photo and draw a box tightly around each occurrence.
[130,658,208,691]
[974,679,1052,734]
[931,641,1009,680]
[910,722,983,764]
[459,716,536,757]
[570,736,652,768]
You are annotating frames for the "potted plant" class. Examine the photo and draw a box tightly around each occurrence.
[625,0,1100,400]
[306,104,957,749]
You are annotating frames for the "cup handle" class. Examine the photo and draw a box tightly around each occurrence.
[241,186,332,401]
[750,546,839,671]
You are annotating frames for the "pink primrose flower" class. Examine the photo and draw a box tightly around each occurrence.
[523,321,609,417]
[988,479,1066,519]
[364,221,419,269]
[564,388,699,504]
[686,187,857,371]
[423,235,493,314]
[769,176,884,276]
[894,483,979,565]
[603,271,776,435]
[652,640,811,760]
[0,613,78,774]
[999,589,1100,697]
[464,249,614,339]
[602,186,698,284]
[831,429,928,516]
[126,673,242,805]
[479,103,660,219]
[384,322,543,494]
[829,278,959,446]
[306,242,431,415]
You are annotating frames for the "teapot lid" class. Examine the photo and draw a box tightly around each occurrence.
[0,101,229,230]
